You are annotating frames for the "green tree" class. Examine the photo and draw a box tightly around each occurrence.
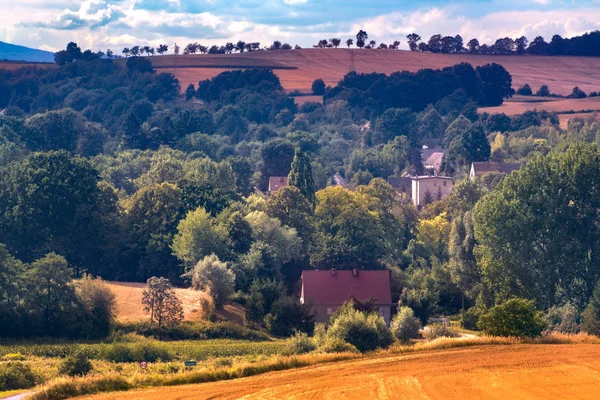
[474,145,600,308]
[581,278,600,335]
[312,79,326,95]
[171,207,229,268]
[185,84,196,101]
[23,253,80,337]
[476,63,515,106]
[266,186,314,244]
[477,298,546,338]
[142,277,184,327]
[185,255,235,308]
[391,306,422,343]
[356,30,368,48]
[288,148,316,205]
[0,151,110,274]
[125,183,184,280]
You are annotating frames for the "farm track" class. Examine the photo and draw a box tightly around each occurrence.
[81,344,600,399]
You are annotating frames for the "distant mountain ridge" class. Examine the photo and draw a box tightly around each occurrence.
[0,41,54,63]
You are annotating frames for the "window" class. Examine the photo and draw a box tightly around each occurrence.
[443,181,447,187]
[433,181,437,187]
[327,307,333,315]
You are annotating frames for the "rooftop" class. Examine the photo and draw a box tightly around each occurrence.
[301,269,392,305]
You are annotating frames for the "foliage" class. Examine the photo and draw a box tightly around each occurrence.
[325,303,393,352]
[545,302,580,333]
[391,306,422,344]
[185,255,235,308]
[142,277,184,328]
[75,276,117,338]
[288,148,316,205]
[477,298,547,338]
[265,296,315,336]
[311,79,326,95]
[423,323,460,340]
[474,145,600,308]
[59,352,93,377]
[0,362,38,391]
[581,278,600,336]
[285,331,317,355]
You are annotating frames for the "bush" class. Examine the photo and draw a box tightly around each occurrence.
[516,84,532,96]
[423,323,460,341]
[477,298,547,338]
[391,306,422,344]
[285,331,317,355]
[317,337,359,354]
[199,296,217,322]
[311,79,326,95]
[0,362,37,391]
[326,303,393,352]
[545,302,580,333]
[114,321,271,341]
[536,84,551,96]
[265,296,315,337]
[186,255,235,308]
[60,352,93,376]
[581,279,600,336]
[461,307,481,330]
[76,276,117,338]
[100,340,174,362]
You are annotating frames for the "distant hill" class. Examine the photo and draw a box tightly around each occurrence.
[0,41,54,63]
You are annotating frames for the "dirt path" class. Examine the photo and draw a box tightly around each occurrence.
[82,344,600,399]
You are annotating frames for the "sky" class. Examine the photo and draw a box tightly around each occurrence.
[1,0,600,53]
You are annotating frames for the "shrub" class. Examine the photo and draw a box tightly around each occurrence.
[516,84,532,96]
[199,296,217,321]
[326,303,393,352]
[285,331,317,355]
[423,323,460,341]
[311,79,326,95]
[536,85,551,96]
[461,307,481,330]
[100,340,174,363]
[477,298,547,338]
[317,337,359,354]
[60,352,93,377]
[186,255,235,308]
[114,321,271,341]
[0,362,37,391]
[581,279,600,336]
[265,296,315,337]
[76,275,117,338]
[391,306,422,344]
[545,302,580,333]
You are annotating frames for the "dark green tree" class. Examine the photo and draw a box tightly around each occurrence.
[581,278,600,336]
[288,148,316,205]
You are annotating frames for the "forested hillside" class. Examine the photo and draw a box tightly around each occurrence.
[2,41,600,341]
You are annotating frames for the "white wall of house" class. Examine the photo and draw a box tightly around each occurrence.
[412,176,453,207]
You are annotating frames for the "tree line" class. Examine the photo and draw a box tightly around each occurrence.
[405,30,600,57]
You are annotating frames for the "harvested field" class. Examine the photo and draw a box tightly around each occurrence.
[0,60,55,71]
[80,344,600,400]
[105,281,208,322]
[148,50,600,96]
[480,96,600,116]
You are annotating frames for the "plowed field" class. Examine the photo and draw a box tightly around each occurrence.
[81,344,600,399]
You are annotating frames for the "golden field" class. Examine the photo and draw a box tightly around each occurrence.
[78,343,600,400]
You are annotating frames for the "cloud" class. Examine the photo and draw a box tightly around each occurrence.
[3,0,600,53]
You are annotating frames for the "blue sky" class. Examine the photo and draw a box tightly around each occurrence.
[1,0,600,52]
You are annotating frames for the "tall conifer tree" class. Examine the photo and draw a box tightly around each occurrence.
[288,148,315,206]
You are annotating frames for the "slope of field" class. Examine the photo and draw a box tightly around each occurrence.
[149,49,600,96]
[480,96,600,115]
[0,60,55,71]
[82,344,600,400]
[106,281,245,324]
[106,281,209,322]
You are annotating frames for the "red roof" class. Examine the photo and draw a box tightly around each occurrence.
[301,270,392,305]
[268,176,289,192]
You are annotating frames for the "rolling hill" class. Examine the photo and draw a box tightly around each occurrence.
[149,49,600,97]
[0,41,54,63]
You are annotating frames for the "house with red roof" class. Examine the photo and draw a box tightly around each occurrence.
[268,176,289,193]
[300,269,392,325]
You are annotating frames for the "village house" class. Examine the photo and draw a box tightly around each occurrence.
[470,162,521,179]
[268,176,288,193]
[421,147,445,173]
[388,174,454,208]
[300,269,392,325]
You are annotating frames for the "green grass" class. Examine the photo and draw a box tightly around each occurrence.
[0,389,29,398]
[0,339,286,362]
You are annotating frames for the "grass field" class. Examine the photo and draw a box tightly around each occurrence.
[79,343,600,400]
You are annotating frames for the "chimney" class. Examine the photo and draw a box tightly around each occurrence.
[352,268,358,277]
[331,268,336,276]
